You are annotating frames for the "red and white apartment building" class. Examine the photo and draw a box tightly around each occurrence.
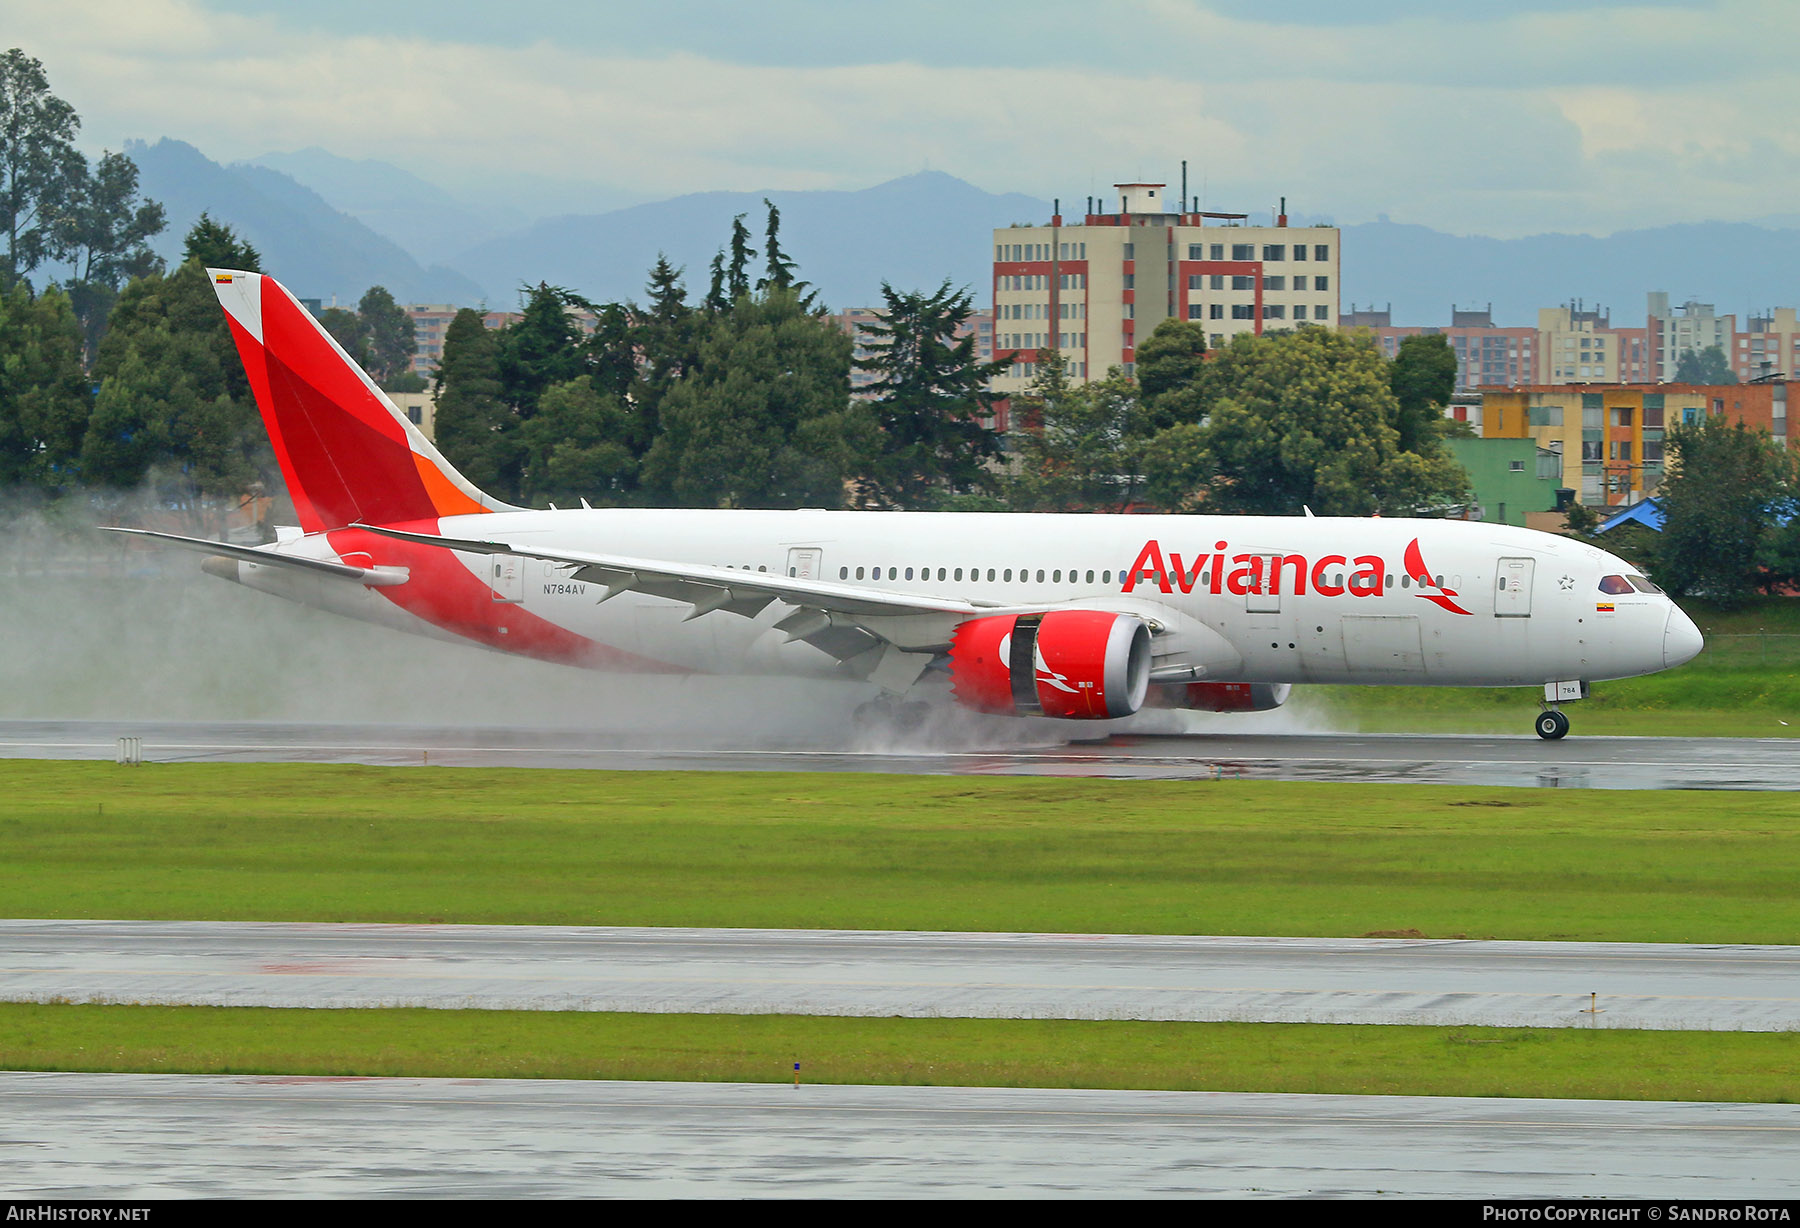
[987,183,1342,423]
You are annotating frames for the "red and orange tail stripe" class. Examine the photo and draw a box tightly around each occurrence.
[209,268,508,533]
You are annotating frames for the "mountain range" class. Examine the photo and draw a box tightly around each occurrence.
[129,139,487,306]
[127,138,1800,328]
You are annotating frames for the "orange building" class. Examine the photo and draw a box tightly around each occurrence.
[1479,382,1792,506]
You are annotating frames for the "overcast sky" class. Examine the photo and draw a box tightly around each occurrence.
[6,0,1793,236]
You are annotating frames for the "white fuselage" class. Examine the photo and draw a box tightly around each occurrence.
[231,509,1700,692]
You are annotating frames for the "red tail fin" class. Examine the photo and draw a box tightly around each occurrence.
[209,269,511,533]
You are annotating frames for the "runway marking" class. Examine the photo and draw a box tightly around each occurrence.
[4,972,1796,1007]
[7,1080,1800,1134]
[7,739,1800,775]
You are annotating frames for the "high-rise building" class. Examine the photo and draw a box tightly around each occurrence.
[1647,293,1733,381]
[405,305,461,376]
[1733,308,1800,382]
[1343,304,1536,391]
[1536,303,1651,384]
[990,183,1341,398]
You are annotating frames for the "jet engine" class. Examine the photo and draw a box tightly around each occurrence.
[1158,681,1292,712]
[948,611,1151,719]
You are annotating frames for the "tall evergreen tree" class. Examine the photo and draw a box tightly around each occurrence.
[0,281,89,490]
[431,307,515,498]
[758,198,796,292]
[83,253,265,532]
[586,299,638,402]
[181,212,261,272]
[48,149,165,359]
[703,250,729,314]
[625,255,695,455]
[497,283,586,421]
[0,48,82,288]
[642,288,872,508]
[854,280,1008,509]
[357,285,416,386]
[725,214,753,302]
[1389,333,1458,452]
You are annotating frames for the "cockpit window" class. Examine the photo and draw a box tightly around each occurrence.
[1627,575,1664,594]
[1598,575,1633,595]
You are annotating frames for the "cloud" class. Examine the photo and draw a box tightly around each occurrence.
[5,0,1798,236]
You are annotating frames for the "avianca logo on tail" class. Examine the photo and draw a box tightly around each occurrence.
[1121,538,1473,615]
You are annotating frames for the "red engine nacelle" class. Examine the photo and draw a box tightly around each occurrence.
[1159,681,1292,712]
[948,611,1151,719]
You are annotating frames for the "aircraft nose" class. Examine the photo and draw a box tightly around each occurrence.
[1664,605,1704,669]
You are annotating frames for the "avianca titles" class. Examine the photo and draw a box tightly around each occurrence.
[109,270,1703,741]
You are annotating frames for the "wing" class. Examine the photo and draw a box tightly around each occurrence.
[353,522,1017,665]
[353,523,1230,688]
[105,527,410,586]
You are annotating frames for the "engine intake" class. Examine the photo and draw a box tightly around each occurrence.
[949,611,1151,719]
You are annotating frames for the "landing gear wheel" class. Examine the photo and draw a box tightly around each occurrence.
[1535,709,1570,740]
[890,701,929,733]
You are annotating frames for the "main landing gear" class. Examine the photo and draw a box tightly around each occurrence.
[854,695,932,734]
[1534,709,1570,741]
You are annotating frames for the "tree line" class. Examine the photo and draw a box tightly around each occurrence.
[425,202,1473,518]
[0,49,421,532]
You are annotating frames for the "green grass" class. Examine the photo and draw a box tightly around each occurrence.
[3,1004,1794,1104]
[6,761,1800,943]
[8,761,1800,1103]
[1317,682,1800,737]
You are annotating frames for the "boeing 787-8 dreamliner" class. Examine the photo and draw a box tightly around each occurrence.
[111,270,1703,740]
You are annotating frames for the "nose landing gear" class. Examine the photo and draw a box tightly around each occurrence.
[1536,680,1586,740]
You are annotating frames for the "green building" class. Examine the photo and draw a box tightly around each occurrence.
[1445,437,1561,527]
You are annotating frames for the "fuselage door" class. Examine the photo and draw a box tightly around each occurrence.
[1495,557,1534,617]
[786,547,823,580]
[1246,553,1285,614]
[489,554,525,603]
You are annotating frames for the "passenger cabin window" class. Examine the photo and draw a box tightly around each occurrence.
[1598,575,1633,595]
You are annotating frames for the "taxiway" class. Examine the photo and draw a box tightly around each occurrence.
[4,1073,1795,1198]
[4,920,1795,1031]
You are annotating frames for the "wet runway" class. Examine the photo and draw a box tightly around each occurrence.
[3,717,1799,789]
[4,1072,1796,1198]
[5,920,1796,1031]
